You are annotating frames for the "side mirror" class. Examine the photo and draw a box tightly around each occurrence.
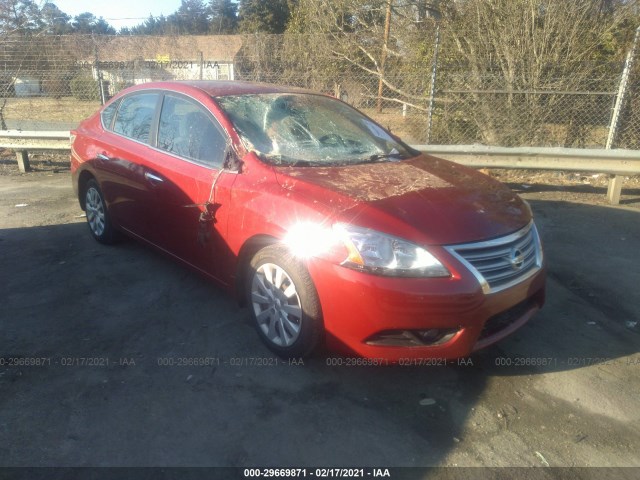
[223,145,243,173]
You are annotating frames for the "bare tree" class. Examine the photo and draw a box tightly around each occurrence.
[440,0,635,145]
[287,0,638,144]
[289,0,439,110]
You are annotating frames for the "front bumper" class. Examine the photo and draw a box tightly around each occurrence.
[308,256,546,361]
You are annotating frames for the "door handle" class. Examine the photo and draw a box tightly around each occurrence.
[144,172,164,184]
[96,153,111,161]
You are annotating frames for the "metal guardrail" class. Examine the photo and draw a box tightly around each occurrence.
[0,130,70,173]
[0,132,638,204]
[413,145,640,205]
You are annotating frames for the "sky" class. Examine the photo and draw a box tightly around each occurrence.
[49,0,185,30]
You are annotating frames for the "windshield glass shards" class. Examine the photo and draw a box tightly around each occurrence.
[215,93,416,167]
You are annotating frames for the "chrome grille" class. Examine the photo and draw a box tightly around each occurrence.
[445,222,543,294]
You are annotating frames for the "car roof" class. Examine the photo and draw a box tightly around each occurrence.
[124,80,319,98]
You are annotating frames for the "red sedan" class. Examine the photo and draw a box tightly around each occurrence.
[71,81,546,361]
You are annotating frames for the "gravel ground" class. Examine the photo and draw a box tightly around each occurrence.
[1,154,639,472]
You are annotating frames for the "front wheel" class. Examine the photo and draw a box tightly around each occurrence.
[247,244,323,358]
[84,179,116,244]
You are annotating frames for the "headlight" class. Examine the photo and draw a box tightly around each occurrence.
[284,222,450,278]
[335,224,450,277]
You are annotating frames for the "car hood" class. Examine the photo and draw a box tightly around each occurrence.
[273,154,531,245]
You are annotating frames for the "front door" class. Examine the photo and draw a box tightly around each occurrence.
[136,93,236,283]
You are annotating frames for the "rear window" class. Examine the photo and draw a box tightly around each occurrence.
[100,100,120,130]
[113,93,159,143]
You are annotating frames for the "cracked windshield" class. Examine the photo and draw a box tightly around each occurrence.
[215,93,414,166]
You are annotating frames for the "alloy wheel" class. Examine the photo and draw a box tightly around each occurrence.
[85,186,106,237]
[251,262,303,347]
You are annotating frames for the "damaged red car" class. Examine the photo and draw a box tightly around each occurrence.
[71,81,546,361]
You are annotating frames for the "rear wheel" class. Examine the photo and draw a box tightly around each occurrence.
[247,244,323,358]
[84,179,116,244]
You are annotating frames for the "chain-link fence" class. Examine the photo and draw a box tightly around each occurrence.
[429,74,622,148]
[0,33,638,149]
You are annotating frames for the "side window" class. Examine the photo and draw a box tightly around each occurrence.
[157,94,227,167]
[101,100,120,131]
[113,93,159,143]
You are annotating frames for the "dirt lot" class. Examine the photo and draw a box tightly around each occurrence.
[1,155,639,472]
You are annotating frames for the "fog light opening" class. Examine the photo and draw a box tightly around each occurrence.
[365,328,459,347]
[415,329,457,345]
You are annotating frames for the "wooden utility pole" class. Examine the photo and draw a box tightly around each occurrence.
[377,0,393,113]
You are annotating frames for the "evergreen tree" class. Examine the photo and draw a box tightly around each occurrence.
[72,12,116,34]
[130,14,173,35]
[238,0,292,34]
[169,0,210,34]
[40,2,72,34]
[210,0,237,34]
[0,0,42,34]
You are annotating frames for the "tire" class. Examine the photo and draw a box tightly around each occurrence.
[246,244,323,358]
[84,179,116,244]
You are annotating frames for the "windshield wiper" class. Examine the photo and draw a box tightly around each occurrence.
[357,152,405,164]
[288,160,327,167]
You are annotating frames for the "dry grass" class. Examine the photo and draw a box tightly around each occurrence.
[1,97,101,124]
[540,123,608,149]
[360,107,427,144]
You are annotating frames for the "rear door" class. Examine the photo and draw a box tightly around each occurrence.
[93,92,161,238]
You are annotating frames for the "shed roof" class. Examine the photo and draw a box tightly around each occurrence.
[90,35,243,62]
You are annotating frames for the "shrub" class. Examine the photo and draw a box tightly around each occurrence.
[42,73,73,99]
[70,76,100,101]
